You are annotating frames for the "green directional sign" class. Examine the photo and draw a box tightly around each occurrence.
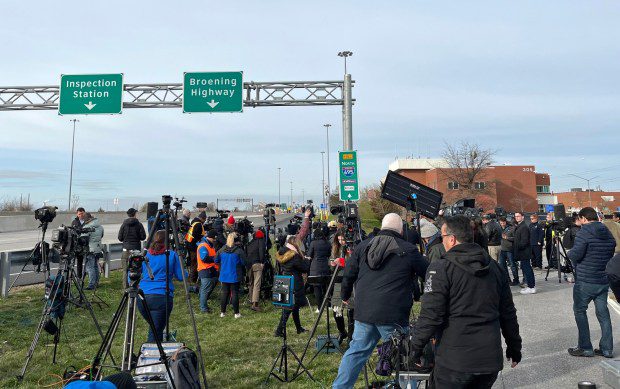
[183,71,243,113]
[339,150,360,201]
[59,74,123,115]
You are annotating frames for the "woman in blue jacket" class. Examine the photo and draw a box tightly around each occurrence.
[215,232,247,318]
[137,230,186,342]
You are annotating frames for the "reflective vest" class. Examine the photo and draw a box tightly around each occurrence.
[185,221,204,243]
[197,240,218,272]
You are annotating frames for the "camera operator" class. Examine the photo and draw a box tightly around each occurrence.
[529,214,544,270]
[82,213,104,290]
[185,211,207,290]
[514,212,536,295]
[71,207,87,278]
[568,207,616,358]
[330,231,353,344]
[137,230,186,342]
[308,227,331,313]
[482,214,502,261]
[420,223,445,263]
[246,229,267,312]
[215,233,247,318]
[410,215,522,388]
[499,217,519,285]
[333,213,428,388]
[197,230,219,313]
[274,208,312,337]
[180,209,191,225]
[118,208,146,289]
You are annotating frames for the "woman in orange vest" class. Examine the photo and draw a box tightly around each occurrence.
[197,230,219,313]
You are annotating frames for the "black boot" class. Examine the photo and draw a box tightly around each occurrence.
[292,307,306,334]
[275,310,290,337]
[347,309,355,341]
[334,313,347,343]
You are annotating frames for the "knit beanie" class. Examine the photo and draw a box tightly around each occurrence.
[227,215,235,225]
[381,213,403,234]
[420,223,439,239]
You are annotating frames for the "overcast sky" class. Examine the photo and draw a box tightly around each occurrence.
[1,1,619,210]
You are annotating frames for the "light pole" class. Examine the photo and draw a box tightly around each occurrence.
[569,174,599,208]
[302,189,305,205]
[324,123,332,202]
[68,119,79,211]
[337,51,353,151]
[290,181,293,210]
[278,167,281,206]
[321,151,326,210]
[337,51,353,74]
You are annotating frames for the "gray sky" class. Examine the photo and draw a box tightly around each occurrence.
[1,0,619,210]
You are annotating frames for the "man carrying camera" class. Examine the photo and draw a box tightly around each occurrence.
[82,213,104,290]
[118,208,146,289]
[71,207,87,278]
[411,215,521,388]
[333,213,428,388]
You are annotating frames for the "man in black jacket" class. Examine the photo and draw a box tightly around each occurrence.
[529,214,544,269]
[246,229,267,311]
[482,214,502,262]
[411,215,522,388]
[118,208,146,288]
[71,207,87,278]
[186,211,207,289]
[514,212,536,294]
[333,213,428,388]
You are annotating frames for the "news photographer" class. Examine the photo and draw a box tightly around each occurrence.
[71,207,87,278]
[410,215,522,388]
[215,232,247,318]
[332,213,428,388]
[274,208,312,337]
[82,213,104,290]
[118,207,146,289]
[499,217,520,285]
[330,231,353,344]
[308,227,331,313]
[246,229,267,312]
[197,230,219,313]
[136,230,186,342]
[185,211,207,291]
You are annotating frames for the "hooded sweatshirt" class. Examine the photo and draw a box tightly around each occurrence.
[412,242,521,374]
[569,221,616,284]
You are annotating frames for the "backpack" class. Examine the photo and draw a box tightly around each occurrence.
[169,346,200,389]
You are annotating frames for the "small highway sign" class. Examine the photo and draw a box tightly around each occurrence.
[59,74,123,115]
[183,71,243,113]
[339,151,360,201]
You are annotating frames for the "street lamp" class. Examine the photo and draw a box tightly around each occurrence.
[68,119,79,211]
[324,123,332,202]
[278,167,281,206]
[569,174,599,208]
[290,181,293,210]
[337,51,353,74]
[321,151,326,210]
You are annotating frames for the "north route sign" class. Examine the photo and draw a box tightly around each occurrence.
[183,71,243,113]
[339,151,360,201]
[59,74,123,115]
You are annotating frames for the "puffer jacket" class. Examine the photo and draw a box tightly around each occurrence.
[83,217,104,254]
[275,246,310,305]
[569,222,616,284]
[215,245,247,283]
[513,221,530,261]
[308,238,331,276]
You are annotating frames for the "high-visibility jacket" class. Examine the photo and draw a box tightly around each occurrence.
[197,240,218,272]
[185,221,204,244]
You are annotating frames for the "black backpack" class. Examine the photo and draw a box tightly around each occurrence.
[169,347,201,389]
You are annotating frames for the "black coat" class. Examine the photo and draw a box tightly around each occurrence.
[411,243,522,373]
[341,230,428,326]
[569,222,616,285]
[276,247,310,306]
[308,238,331,276]
[529,222,544,246]
[245,237,266,265]
[484,220,502,246]
[513,221,530,261]
[118,217,146,250]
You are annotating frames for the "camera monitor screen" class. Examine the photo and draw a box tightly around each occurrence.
[381,170,443,219]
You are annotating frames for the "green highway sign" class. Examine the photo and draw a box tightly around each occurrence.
[339,150,360,201]
[59,74,123,115]
[183,71,243,113]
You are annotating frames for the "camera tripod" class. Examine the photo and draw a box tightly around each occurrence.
[90,257,176,388]
[545,231,574,283]
[139,195,208,388]
[8,221,51,294]
[18,254,109,381]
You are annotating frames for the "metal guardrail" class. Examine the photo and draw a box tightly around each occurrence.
[0,242,126,297]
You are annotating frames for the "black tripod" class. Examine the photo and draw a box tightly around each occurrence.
[545,231,574,283]
[265,309,315,384]
[90,254,176,388]
[8,221,51,294]
[18,254,108,381]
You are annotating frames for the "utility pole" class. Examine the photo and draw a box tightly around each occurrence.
[321,151,326,210]
[569,174,599,208]
[290,181,293,210]
[278,167,281,206]
[68,119,79,211]
[324,123,332,202]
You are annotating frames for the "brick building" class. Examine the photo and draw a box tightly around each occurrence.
[555,189,620,214]
[388,158,552,213]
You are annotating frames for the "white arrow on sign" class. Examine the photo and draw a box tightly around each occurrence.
[84,101,96,110]
[348,193,352,199]
[207,100,219,108]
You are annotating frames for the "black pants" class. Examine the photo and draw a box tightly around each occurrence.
[220,282,240,314]
[313,285,324,308]
[137,294,173,343]
[76,254,84,279]
[278,306,303,332]
[609,276,620,302]
[531,245,543,268]
[431,365,498,389]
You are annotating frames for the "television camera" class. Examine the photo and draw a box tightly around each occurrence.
[330,203,361,243]
[51,224,95,257]
[34,205,58,224]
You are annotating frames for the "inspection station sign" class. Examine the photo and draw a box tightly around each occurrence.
[339,151,360,201]
[58,74,123,115]
[183,71,243,113]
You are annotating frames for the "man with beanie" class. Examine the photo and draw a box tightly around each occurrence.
[482,214,503,262]
[411,215,522,388]
[420,222,445,263]
[246,229,267,311]
[197,230,219,313]
[333,213,428,388]
[118,208,146,289]
[186,211,207,291]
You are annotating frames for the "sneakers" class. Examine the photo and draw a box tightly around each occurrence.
[595,349,613,358]
[234,313,242,319]
[220,312,226,318]
[314,308,320,314]
[520,287,537,295]
[568,347,594,357]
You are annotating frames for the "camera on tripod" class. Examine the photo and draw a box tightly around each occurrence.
[127,250,153,284]
[263,204,277,227]
[51,225,94,256]
[331,203,360,243]
[34,206,58,224]
[235,217,254,236]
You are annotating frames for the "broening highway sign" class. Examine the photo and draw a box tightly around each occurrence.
[183,71,243,113]
[58,74,123,115]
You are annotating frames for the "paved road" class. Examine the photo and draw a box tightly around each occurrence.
[492,268,619,388]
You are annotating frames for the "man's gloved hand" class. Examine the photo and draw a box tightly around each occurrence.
[506,347,521,367]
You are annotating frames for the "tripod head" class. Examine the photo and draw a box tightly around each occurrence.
[127,250,154,288]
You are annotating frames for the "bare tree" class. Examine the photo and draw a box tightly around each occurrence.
[363,184,402,220]
[438,141,496,200]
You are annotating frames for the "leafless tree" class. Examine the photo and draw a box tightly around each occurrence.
[438,141,497,199]
[363,184,402,220]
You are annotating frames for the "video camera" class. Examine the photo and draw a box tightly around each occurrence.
[263,204,277,227]
[51,225,94,257]
[127,250,153,285]
[34,206,58,224]
[302,200,316,220]
[331,203,360,244]
[234,217,254,236]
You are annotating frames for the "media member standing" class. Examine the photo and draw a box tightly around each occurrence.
[246,229,267,312]
[185,211,206,289]
[308,228,332,312]
[482,214,502,261]
[499,217,519,285]
[332,213,428,388]
[197,230,219,313]
[568,207,616,358]
[71,207,87,278]
[529,214,544,269]
[215,233,247,319]
[118,208,146,289]
[514,212,536,294]
[82,213,104,290]
[411,216,522,388]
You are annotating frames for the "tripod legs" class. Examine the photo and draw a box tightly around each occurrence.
[265,326,315,384]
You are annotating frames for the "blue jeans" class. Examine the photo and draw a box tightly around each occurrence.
[138,294,173,343]
[573,281,613,355]
[199,276,217,311]
[333,321,405,388]
[499,250,518,281]
[85,253,100,288]
[520,258,535,288]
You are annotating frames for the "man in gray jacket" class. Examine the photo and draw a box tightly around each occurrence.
[82,213,104,290]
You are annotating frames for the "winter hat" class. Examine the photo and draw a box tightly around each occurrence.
[227,215,235,225]
[254,230,265,239]
[381,213,403,234]
[420,223,439,239]
[126,208,137,217]
[198,211,207,220]
[206,229,217,238]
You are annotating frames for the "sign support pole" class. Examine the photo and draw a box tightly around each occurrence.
[68,119,79,211]
[343,73,353,151]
